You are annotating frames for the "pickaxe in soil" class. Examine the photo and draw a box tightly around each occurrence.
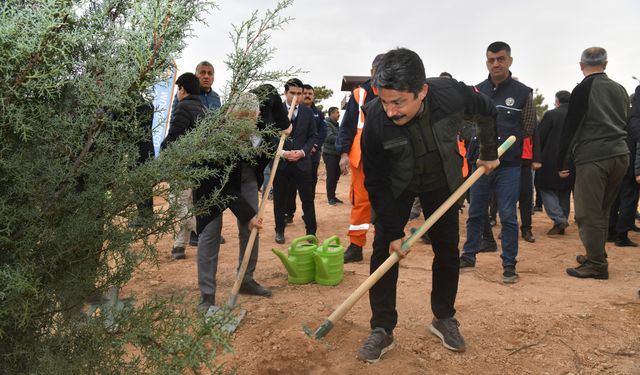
[303,136,516,339]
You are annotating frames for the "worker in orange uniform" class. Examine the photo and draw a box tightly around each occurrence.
[335,54,385,263]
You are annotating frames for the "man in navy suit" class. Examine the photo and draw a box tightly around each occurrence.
[272,78,318,244]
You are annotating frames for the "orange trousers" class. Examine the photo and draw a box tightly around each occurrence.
[348,162,371,247]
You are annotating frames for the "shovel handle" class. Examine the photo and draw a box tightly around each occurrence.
[311,136,516,338]
[228,96,298,306]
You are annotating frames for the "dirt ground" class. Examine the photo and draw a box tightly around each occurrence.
[125,170,640,374]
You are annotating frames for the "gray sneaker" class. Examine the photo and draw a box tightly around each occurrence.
[430,317,466,352]
[356,327,394,363]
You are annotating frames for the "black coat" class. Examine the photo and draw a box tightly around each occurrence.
[533,103,574,190]
[161,95,205,149]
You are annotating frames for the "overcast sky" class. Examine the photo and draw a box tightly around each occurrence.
[177,0,640,109]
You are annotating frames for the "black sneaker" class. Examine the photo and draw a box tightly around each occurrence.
[196,294,215,314]
[275,232,285,244]
[356,328,394,363]
[429,317,466,352]
[503,265,519,283]
[343,244,363,263]
[328,198,337,206]
[459,254,475,271]
[478,239,498,252]
[171,246,186,260]
[566,263,609,279]
[239,280,272,297]
[334,198,344,204]
[189,231,199,246]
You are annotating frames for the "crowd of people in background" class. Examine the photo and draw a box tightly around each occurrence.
[158,42,638,363]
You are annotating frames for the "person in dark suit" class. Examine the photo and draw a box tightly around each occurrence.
[272,78,318,244]
[532,90,574,236]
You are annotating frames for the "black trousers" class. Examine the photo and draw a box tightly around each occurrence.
[519,164,533,231]
[322,153,341,200]
[285,160,321,217]
[609,173,639,235]
[273,163,316,234]
[369,187,460,332]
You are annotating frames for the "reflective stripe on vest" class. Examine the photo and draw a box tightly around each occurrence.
[349,87,368,168]
[522,136,533,160]
[457,137,469,178]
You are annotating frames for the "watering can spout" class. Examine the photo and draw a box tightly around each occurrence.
[272,248,297,277]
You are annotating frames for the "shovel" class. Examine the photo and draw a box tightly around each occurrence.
[303,136,516,339]
[206,96,298,332]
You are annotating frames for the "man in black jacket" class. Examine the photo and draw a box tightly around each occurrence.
[356,48,499,363]
[532,90,573,236]
[161,73,205,260]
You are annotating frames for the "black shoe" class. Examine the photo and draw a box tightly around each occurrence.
[220,235,226,244]
[334,197,344,204]
[566,263,609,279]
[533,206,543,212]
[503,265,519,284]
[459,254,476,271]
[275,232,285,244]
[547,222,569,236]
[615,236,638,247]
[239,280,272,297]
[171,246,186,260]
[344,244,363,263]
[521,229,535,243]
[478,239,498,252]
[284,215,294,225]
[189,231,199,246]
[356,328,394,363]
[328,198,337,206]
[196,294,215,314]
[410,227,431,244]
[430,317,466,352]
[576,252,608,265]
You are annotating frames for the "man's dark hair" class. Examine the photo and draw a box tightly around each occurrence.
[439,72,453,78]
[285,78,303,93]
[328,106,339,115]
[556,90,571,104]
[302,84,314,91]
[195,60,214,72]
[176,72,200,95]
[372,47,425,97]
[487,41,511,55]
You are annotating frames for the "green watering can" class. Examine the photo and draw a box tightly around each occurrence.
[272,234,318,284]
[313,236,344,286]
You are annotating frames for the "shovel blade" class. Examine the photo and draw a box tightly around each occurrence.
[206,305,247,333]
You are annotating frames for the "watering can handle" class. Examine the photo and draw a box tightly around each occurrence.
[291,234,318,249]
[322,235,340,251]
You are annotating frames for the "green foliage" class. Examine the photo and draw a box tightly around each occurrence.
[311,85,333,113]
[0,0,294,373]
[533,88,549,121]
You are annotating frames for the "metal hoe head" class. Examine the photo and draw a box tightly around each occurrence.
[206,305,247,333]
